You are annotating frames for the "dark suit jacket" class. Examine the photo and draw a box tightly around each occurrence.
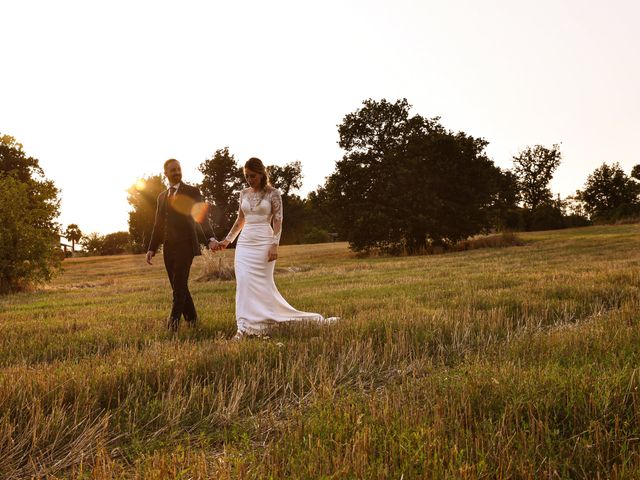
[147,183,215,257]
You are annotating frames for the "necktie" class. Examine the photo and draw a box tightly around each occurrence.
[169,187,176,198]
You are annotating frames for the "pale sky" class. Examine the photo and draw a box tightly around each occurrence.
[2,0,639,235]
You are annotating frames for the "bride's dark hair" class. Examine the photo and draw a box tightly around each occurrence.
[244,157,270,190]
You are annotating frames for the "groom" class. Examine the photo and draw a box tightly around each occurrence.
[146,159,218,332]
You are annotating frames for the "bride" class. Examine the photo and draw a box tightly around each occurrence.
[217,157,337,339]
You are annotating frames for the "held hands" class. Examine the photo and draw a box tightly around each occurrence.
[145,250,155,265]
[209,239,230,252]
[268,244,278,262]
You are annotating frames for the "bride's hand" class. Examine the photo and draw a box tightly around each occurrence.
[268,245,278,262]
[219,239,230,250]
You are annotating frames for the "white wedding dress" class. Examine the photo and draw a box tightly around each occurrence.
[224,187,333,336]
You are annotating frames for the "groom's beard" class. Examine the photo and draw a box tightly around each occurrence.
[168,174,182,185]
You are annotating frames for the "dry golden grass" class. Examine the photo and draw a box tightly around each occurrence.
[452,231,525,251]
[1,226,640,478]
[197,249,236,282]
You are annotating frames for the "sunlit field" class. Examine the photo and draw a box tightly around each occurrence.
[2,225,640,479]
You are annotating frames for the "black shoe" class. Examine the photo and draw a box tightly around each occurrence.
[166,316,179,333]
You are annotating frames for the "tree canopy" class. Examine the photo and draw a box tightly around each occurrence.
[324,98,505,254]
[0,134,60,293]
[577,163,640,221]
[101,231,131,255]
[268,161,303,197]
[512,144,562,211]
[81,232,104,256]
[198,148,244,240]
[0,134,44,184]
[64,224,83,253]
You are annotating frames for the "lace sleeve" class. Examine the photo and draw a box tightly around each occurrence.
[224,190,245,243]
[270,189,283,245]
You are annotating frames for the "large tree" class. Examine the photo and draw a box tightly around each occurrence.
[577,163,640,221]
[324,99,503,254]
[64,224,83,253]
[0,135,60,293]
[198,148,244,240]
[268,161,303,196]
[127,174,165,253]
[512,144,562,211]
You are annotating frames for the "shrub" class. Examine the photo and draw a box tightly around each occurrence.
[302,227,331,244]
[452,232,525,252]
[100,232,131,255]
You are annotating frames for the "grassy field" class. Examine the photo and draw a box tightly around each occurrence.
[2,225,640,478]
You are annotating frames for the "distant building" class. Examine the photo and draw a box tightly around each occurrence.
[59,236,79,254]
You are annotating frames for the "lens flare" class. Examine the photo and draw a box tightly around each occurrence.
[171,194,194,216]
[169,195,210,223]
[191,202,210,223]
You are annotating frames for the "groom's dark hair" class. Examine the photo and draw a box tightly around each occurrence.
[164,158,180,172]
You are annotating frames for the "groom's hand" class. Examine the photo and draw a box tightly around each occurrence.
[208,239,219,251]
[145,250,155,265]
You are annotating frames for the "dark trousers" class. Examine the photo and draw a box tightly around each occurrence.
[163,242,196,321]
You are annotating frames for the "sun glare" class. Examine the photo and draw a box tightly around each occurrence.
[191,202,210,223]
[135,179,146,191]
[166,195,210,222]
